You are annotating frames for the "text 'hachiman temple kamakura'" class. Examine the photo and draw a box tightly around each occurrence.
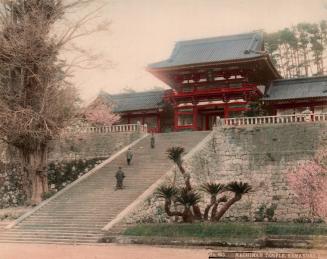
[96,32,327,132]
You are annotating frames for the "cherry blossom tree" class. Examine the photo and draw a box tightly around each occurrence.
[288,155,327,221]
[84,101,120,126]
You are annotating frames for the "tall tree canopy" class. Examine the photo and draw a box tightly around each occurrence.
[0,0,105,204]
[265,20,327,78]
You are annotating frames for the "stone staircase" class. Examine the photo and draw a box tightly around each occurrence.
[0,131,209,244]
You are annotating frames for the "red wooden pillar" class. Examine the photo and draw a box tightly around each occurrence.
[224,104,229,118]
[173,107,178,131]
[127,115,130,124]
[205,115,209,131]
[193,105,198,131]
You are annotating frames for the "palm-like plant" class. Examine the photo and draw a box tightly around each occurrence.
[175,188,201,207]
[214,181,252,221]
[226,181,252,198]
[155,185,181,217]
[200,183,225,195]
[166,146,191,190]
[166,146,184,166]
[155,185,178,200]
[166,146,201,220]
[175,188,201,223]
[200,183,225,220]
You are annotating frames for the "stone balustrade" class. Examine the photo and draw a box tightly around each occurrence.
[65,123,148,134]
[217,113,327,127]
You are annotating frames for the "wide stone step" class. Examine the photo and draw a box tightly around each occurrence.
[0,238,101,244]
[22,218,114,223]
[0,229,102,236]
[0,232,103,238]
[20,219,112,224]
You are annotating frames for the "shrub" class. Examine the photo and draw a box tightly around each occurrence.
[41,190,57,201]
[0,158,105,208]
[254,203,277,222]
[47,158,105,191]
[0,162,26,208]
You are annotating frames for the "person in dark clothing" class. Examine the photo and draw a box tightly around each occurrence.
[115,167,125,190]
[150,132,155,149]
[126,148,133,165]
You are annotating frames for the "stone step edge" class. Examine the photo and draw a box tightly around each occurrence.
[5,133,149,230]
[102,131,212,231]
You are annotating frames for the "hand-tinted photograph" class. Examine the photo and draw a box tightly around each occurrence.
[0,1,326,258]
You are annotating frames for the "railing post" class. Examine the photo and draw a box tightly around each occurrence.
[136,121,141,134]
[216,116,222,127]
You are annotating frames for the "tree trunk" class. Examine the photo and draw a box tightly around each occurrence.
[204,196,216,221]
[21,144,48,205]
[211,196,227,221]
[182,206,194,223]
[164,200,183,218]
[192,204,202,220]
[214,194,241,222]
[177,162,192,191]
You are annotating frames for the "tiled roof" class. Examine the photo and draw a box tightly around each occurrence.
[264,76,327,101]
[148,32,264,69]
[99,90,165,113]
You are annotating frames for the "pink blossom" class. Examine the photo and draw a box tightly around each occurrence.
[287,159,327,219]
[84,103,120,126]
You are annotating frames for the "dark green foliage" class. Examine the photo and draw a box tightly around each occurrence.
[255,204,266,222]
[255,204,277,222]
[264,20,327,78]
[266,204,277,221]
[175,188,201,207]
[0,158,104,208]
[200,182,225,196]
[244,101,269,117]
[47,158,105,191]
[293,217,325,224]
[155,185,178,200]
[166,146,184,163]
[0,162,26,208]
[41,190,56,201]
[225,181,252,195]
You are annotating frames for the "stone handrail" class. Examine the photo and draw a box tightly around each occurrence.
[66,123,148,134]
[217,113,327,127]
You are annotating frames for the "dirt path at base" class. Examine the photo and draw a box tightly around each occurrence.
[0,243,208,259]
[0,243,326,259]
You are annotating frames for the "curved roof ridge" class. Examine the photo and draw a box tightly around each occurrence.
[174,31,261,46]
[273,75,327,83]
[148,31,264,69]
[97,90,165,113]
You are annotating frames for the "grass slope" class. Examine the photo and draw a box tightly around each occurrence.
[124,222,327,238]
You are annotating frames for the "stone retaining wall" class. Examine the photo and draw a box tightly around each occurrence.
[49,131,142,161]
[0,131,142,162]
[124,122,327,223]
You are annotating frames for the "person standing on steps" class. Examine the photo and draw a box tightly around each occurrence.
[115,166,125,190]
[126,148,133,166]
[150,132,155,149]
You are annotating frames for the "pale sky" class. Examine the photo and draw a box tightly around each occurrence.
[70,0,327,102]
